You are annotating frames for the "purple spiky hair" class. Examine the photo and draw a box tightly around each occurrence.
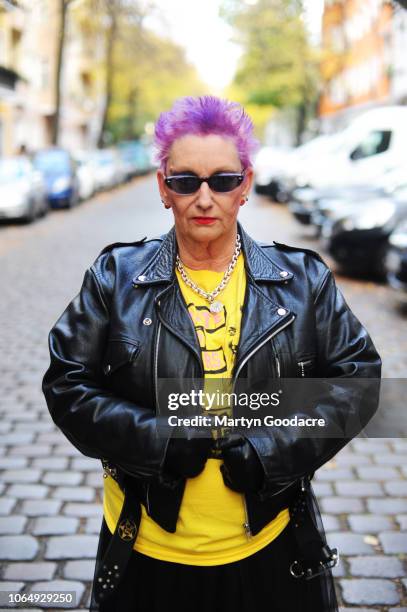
[153,96,260,170]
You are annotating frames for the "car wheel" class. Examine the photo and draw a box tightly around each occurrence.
[39,200,49,218]
[22,201,36,224]
[373,242,390,280]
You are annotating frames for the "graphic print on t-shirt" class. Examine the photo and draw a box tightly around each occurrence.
[186,302,228,374]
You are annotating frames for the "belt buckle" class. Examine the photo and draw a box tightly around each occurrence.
[290,548,339,580]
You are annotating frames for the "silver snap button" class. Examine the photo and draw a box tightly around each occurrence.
[105,364,111,373]
[277,308,287,316]
[279,271,289,277]
[138,275,147,281]
[143,318,152,326]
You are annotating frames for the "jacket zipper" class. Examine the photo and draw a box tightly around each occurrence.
[275,354,281,377]
[298,359,312,378]
[232,314,296,539]
[154,318,162,411]
[232,315,296,387]
[145,482,151,515]
[144,316,162,517]
[242,496,253,540]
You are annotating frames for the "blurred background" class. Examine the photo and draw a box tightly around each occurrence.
[0,1,406,610]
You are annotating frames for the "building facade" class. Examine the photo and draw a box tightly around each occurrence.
[319,0,406,131]
[0,0,102,157]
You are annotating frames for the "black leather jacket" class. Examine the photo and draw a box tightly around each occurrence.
[42,222,381,539]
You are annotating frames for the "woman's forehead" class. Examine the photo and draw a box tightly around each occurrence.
[167,134,242,173]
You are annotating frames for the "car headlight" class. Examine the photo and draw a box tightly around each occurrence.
[341,200,396,231]
[52,176,71,192]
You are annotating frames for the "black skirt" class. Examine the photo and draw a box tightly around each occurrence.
[89,516,337,612]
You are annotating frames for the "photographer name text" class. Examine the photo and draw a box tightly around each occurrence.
[166,415,326,428]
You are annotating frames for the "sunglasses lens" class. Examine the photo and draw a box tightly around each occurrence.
[209,175,243,192]
[166,173,244,194]
[167,176,200,194]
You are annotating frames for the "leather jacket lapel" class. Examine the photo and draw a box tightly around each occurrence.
[235,276,296,375]
[155,281,204,373]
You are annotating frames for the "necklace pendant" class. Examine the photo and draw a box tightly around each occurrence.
[210,300,223,313]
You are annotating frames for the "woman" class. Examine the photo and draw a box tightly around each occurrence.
[42,95,381,612]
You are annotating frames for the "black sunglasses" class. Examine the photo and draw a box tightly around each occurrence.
[164,171,245,195]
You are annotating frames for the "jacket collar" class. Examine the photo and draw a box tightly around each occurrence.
[133,221,293,285]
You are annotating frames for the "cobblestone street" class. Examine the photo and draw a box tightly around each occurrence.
[0,174,406,610]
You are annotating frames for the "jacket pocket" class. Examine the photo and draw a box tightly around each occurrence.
[102,338,141,376]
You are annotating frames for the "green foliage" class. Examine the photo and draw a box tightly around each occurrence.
[73,0,206,144]
[109,26,206,141]
[220,0,321,141]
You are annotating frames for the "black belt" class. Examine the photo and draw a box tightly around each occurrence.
[93,478,141,606]
[289,476,339,580]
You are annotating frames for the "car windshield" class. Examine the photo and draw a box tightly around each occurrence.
[0,159,25,183]
[34,150,70,173]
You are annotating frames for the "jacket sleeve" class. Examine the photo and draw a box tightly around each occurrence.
[41,263,169,480]
[248,264,382,500]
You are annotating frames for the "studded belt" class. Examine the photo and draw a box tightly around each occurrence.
[93,466,141,606]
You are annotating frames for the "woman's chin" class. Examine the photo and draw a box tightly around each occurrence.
[178,222,224,242]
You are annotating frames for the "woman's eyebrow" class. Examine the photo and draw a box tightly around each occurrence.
[168,167,241,175]
[167,169,197,176]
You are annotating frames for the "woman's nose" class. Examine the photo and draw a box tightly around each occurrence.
[197,181,213,208]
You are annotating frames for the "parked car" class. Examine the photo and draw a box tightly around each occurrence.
[290,161,407,234]
[290,106,407,191]
[323,187,407,277]
[117,140,152,180]
[117,143,138,181]
[73,150,97,201]
[384,218,407,300]
[33,148,79,209]
[0,156,47,223]
[289,186,322,226]
[281,133,346,195]
[253,146,293,202]
[91,148,126,191]
[311,185,385,236]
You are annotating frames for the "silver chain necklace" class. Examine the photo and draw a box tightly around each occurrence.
[176,233,241,313]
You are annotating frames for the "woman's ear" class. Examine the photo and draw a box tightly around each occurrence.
[157,169,171,208]
[244,166,254,193]
[239,167,254,206]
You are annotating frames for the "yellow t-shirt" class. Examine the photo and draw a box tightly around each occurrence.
[103,251,290,564]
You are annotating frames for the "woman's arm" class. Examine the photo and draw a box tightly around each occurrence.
[42,264,169,480]
[223,261,382,499]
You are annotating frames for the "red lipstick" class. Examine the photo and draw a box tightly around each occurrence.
[193,217,216,225]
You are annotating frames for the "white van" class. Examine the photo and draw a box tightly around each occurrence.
[291,106,407,190]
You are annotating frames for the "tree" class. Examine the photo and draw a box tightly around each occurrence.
[220,0,321,144]
[52,0,75,145]
[108,27,206,142]
[75,0,205,146]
